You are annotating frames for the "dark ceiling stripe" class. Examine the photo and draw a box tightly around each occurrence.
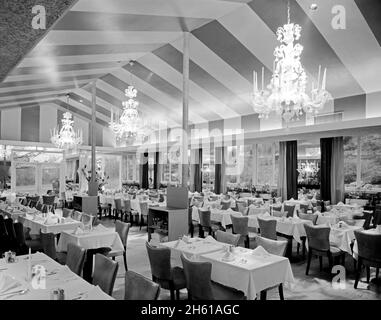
[0,73,102,89]
[153,44,253,115]
[247,0,364,98]
[53,99,108,127]
[27,43,165,57]
[192,20,270,83]
[9,61,122,76]
[354,0,381,46]
[123,62,222,121]
[99,73,182,124]
[68,92,110,118]
[0,84,82,99]
[53,11,211,32]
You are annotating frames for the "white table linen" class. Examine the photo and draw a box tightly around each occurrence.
[192,208,242,229]
[18,215,83,235]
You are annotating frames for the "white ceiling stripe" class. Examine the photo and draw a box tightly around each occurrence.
[0,96,55,109]
[110,68,206,124]
[297,0,381,94]
[0,89,75,102]
[40,31,185,46]
[138,52,239,119]
[71,0,246,19]
[171,34,253,106]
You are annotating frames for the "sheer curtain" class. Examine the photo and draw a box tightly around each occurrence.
[278,141,287,201]
[320,138,332,202]
[331,137,344,204]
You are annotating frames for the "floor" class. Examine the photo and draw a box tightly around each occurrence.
[93,216,381,300]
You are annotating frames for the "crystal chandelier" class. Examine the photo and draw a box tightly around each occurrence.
[109,85,142,140]
[50,97,83,150]
[252,1,332,122]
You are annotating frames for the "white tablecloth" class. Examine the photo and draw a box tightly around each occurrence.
[316,214,338,225]
[248,215,312,243]
[56,225,124,253]
[0,252,113,300]
[248,205,269,216]
[18,216,83,235]
[329,225,363,254]
[192,208,242,229]
[199,247,294,300]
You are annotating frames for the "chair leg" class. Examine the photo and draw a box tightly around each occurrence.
[190,224,194,238]
[112,256,115,261]
[319,256,323,271]
[354,260,362,289]
[376,268,379,279]
[260,290,267,300]
[176,290,180,300]
[123,251,127,271]
[170,288,175,300]
[328,253,333,271]
[366,267,370,283]
[245,235,249,249]
[306,250,312,275]
[278,284,284,300]
[302,239,306,260]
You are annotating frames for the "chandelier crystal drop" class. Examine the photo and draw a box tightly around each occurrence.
[109,85,142,141]
[251,1,332,122]
[50,112,83,149]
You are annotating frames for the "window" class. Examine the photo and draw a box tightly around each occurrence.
[202,147,214,190]
[297,140,320,188]
[257,143,273,186]
[16,165,36,188]
[344,136,358,185]
[360,134,381,186]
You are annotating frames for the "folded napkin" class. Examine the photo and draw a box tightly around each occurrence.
[44,216,59,225]
[181,235,190,244]
[252,245,269,256]
[0,274,22,295]
[204,235,217,243]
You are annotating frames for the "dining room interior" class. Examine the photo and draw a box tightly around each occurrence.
[0,0,381,302]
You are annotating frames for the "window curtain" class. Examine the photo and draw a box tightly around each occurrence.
[190,149,202,192]
[214,147,225,194]
[320,138,332,202]
[141,152,149,189]
[278,141,287,201]
[286,141,298,200]
[153,152,159,189]
[331,137,344,204]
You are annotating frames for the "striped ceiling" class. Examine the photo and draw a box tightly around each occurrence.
[1,0,381,132]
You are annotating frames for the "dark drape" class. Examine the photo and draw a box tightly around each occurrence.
[214,164,221,194]
[286,141,298,200]
[320,138,333,202]
[153,152,159,189]
[141,152,149,189]
[194,149,202,192]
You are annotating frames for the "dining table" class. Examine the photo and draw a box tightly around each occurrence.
[191,207,243,229]
[0,252,113,300]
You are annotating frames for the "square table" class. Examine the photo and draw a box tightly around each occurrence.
[329,224,363,254]
[191,208,242,229]
[18,215,83,235]
[199,246,294,300]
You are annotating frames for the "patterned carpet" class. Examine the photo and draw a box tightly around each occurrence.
[99,218,381,300]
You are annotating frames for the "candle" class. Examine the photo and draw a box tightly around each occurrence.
[317,65,321,88]
[322,68,327,90]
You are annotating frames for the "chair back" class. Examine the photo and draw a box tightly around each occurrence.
[298,213,318,225]
[299,204,309,213]
[41,204,52,213]
[124,270,160,300]
[62,208,73,218]
[41,232,57,260]
[198,209,212,228]
[140,202,149,216]
[35,202,43,212]
[13,222,26,247]
[257,217,277,240]
[4,218,16,241]
[355,230,381,263]
[209,196,219,201]
[42,195,56,206]
[283,204,295,218]
[231,215,248,236]
[220,201,231,210]
[215,230,240,246]
[115,220,130,247]
[81,213,94,226]
[73,211,83,221]
[362,211,373,230]
[66,243,86,276]
[272,210,284,217]
[145,242,172,280]
[114,198,122,211]
[21,198,28,206]
[180,254,214,300]
[237,202,248,215]
[304,224,330,251]
[255,236,288,256]
[123,199,131,212]
[92,254,119,295]
[0,216,7,237]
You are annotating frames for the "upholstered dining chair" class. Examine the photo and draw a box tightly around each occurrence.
[72,210,83,221]
[146,241,186,300]
[299,203,310,214]
[298,212,318,225]
[215,230,240,246]
[220,201,231,211]
[124,270,161,300]
[41,232,58,261]
[237,202,248,215]
[62,208,73,218]
[35,202,43,212]
[257,217,277,240]
[108,220,130,271]
[180,254,246,300]
[230,215,255,248]
[92,254,119,296]
[139,202,149,230]
[4,218,18,251]
[65,243,86,276]
[255,236,288,300]
[283,204,295,218]
[113,198,124,221]
[13,222,30,255]
[304,224,345,275]
[123,199,131,223]
[354,231,381,289]
[83,247,112,282]
[198,209,220,238]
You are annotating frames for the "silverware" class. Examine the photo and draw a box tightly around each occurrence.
[1,288,29,299]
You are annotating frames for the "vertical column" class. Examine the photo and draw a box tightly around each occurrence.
[88,81,98,196]
[181,32,190,188]
[153,151,160,189]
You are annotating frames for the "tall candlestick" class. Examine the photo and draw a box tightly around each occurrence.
[27,247,31,281]
[322,68,327,90]
[317,65,321,88]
